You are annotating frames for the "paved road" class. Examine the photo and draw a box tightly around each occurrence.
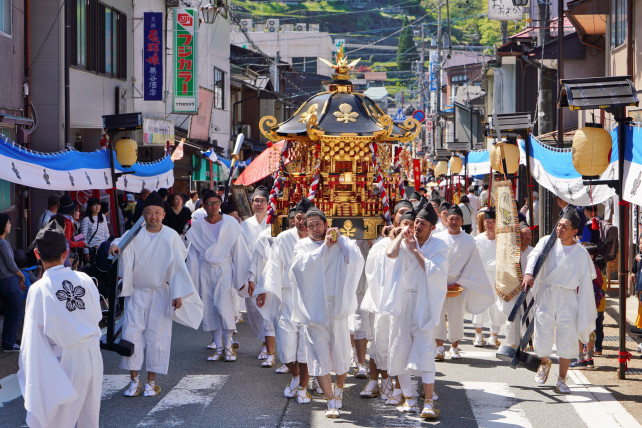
[1,316,639,427]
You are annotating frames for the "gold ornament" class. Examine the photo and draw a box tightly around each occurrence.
[334,103,359,124]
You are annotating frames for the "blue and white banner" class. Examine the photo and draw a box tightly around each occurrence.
[622,125,642,206]
[465,150,491,176]
[0,135,174,192]
[523,130,617,206]
[202,149,252,177]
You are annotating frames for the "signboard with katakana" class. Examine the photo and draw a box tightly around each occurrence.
[487,0,522,21]
[173,8,198,114]
[144,13,163,101]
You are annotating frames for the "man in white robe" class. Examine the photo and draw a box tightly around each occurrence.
[472,208,506,347]
[383,204,448,419]
[240,186,270,359]
[185,190,251,362]
[360,199,413,403]
[19,221,103,428]
[289,208,364,418]
[111,191,203,397]
[434,205,494,359]
[256,198,313,403]
[349,240,373,379]
[434,201,450,234]
[523,210,597,394]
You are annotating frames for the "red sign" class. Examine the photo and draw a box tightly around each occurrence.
[413,159,421,191]
[71,190,100,206]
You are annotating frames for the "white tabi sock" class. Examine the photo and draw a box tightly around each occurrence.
[213,329,223,349]
[223,330,234,348]
[289,375,300,390]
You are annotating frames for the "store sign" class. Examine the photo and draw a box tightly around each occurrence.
[143,117,175,145]
[487,0,522,21]
[144,12,163,101]
[192,155,219,181]
[173,8,198,113]
[189,87,215,141]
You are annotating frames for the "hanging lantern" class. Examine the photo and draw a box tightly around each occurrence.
[434,160,448,177]
[489,141,520,174]
[449,155,463,174]
[572,123,612,178]
[115,138,138,168]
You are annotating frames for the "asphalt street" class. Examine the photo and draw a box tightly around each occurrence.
[1,315,639,427]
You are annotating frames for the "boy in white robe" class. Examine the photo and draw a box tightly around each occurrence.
[256,198,313,404]
[472,208,506,347]
[289,208,365,418]
[19,221,103,428]
[434,201,450,234]
[350,240,374,379]
[185,190,251,362]
[111,192,203,397]
[433,205,494,359]
[384,204,448,419]
[240,186,271,359]
[523,210,597,394]
[360,200,413,403]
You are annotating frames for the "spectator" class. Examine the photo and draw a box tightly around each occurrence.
[58,195,85,268]
[121,194,137,230]
[479,183,489,207]
[80,198,110,266]
[467,186,480,213]
[100,201,112,235]
[38,195,60,230]
[133,188,151,222]
[630,239,642,345]
[459,195,474,234]
[163,193,192,235]
[185,191,199,213]
[520,191,540,228]
[0,213,26,352]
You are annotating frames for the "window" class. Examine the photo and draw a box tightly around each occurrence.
[72,0,127,79]
[292,57,317,74]
[611,0,627,47]
[214,68,225,109]
[0,0,11,36]
[451,74,467,83]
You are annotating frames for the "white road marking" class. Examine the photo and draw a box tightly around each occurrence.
[101,374,131,399]
[0,374,22,408]
[565,370,641,428]
[136,375,228,427]
[461,381,534,428]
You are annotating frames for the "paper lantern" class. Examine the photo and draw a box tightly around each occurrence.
[489,142,519,174]
[115,138,138,167]
[434,160,448,177]
[572,124,612,178]
[449,155,463,174]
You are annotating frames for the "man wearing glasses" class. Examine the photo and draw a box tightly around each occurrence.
[186,189,251,362]
[240,186,272,360]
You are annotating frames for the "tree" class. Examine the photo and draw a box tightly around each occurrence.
[396,17,419,72]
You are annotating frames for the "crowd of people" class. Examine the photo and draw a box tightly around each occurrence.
[7,183,618,426]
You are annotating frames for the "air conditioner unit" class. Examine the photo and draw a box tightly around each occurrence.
[282,23,293,32]
[308,23,319,32]
[240,19,252,31]
[295,23,306,32]
[266,18,279,33]
[241,124,252,139]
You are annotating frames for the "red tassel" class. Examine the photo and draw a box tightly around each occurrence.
[592,217,599,230]
[267,141,273,148]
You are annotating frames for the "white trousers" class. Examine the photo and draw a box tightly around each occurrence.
[35,341,103,428]
[121,287,173,374]
[350,293,375,340]
[370,313,391,370]
[434,295,465,343]
[276,316,309,364]
[472,301,507,335]
[305,299,351,377]
[534,286,579,359]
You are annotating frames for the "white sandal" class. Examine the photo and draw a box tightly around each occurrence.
[294,386,311,404]
[535,359,552,384]
[143,382,161,397]
[333,386,343,409]
[385,388,404,406]
[224,346,237,362]
[261,354,275,368]
[257,345,268,360]
[360,379,380,398]
[325,398,340,418]
[401,395,419,413]
[420,400,439,419]
[380,377,393,400]
[275,363,290,374]
[312,377,324,396]
[207,348,224,361]
[554,376,571,394]
[123,377,140,397]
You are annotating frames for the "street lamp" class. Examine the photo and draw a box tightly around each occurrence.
[200,1,227,24]
[559,76,639,380]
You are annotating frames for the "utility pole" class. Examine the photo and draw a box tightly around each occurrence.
[557,0,564,148]
[435,1,442,150]
[500,22,508,45]
[420,23,426,113]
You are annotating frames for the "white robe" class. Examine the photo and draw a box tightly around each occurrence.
[290,236,364,376]
[187,215,250,331]
[249,227,275,339]
[472,233,506,332]
[256,227,309,363]
[525,236,597,358]
[349,240,374,339]
[119,226,203,374]
[382,236,448,376]
[241,215,269,337]
[504,245,534,346]
[19,265,103,428]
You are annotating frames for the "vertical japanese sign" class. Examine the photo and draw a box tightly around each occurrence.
[413,159,421,191]
[173,8,198,114]
[144,12,163,101]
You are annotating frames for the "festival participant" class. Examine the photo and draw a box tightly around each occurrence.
[522,209,597,394]
[434,205,494,360]
[240,186,271,359]
[434,201,450,234]
[111,191,203,397]
[350,239,374,379]
[471,208,505,347]
[19,221,102,427]
[360,200,413,403]
[383,204,447,419]
[289,208,365,418]
[185,190,250,362]
[256,198,313,403]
